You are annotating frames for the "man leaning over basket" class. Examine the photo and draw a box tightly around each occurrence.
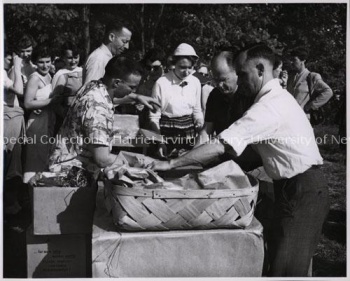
[150,44,329,277]
[49,56,160,182]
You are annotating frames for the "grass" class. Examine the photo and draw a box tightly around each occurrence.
[312,124,346,277]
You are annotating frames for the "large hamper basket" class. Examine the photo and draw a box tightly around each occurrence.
[104,174,259,231]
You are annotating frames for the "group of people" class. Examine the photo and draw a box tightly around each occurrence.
[3,19,334,277]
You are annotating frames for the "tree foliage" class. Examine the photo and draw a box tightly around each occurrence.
[4,3,346,99]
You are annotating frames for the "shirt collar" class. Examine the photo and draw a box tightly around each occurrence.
[254,78,281,103]
[100,43,113,58]
[171,70,189,85]
[296,68,309,79]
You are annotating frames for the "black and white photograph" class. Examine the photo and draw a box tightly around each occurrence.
[1,0,348,279]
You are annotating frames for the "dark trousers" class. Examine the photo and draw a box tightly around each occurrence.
[267,166,329,277]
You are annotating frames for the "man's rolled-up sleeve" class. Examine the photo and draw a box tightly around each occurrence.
[218,103,280,157]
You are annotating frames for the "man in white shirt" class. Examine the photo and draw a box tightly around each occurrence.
[83,21,132,84]
[151,44,329,277]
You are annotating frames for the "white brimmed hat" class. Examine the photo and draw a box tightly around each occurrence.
[173,43,199,59]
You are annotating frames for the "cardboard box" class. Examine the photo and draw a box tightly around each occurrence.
[26,226,90,278]
[33,185,97,235]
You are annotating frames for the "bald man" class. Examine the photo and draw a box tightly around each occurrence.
[197,51,254,143]
[195,51,259,170]
[151,44,329,277]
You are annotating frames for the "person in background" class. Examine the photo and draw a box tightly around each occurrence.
[193,62,211,85]
[83,20,132,84]
[4,48,13,72]
[8,34,37,88]
[149,43,203,158]
[197,63,210,77]
[164,55,175,73]
[136,48,166,129]
[286,47,333,120]
[51,42,83,133]
[192,61,213,114]
[3,44,26,215]
[53,57,66,73]
[138,48,166,97]
[49,56,160,181]
[151,44,329,277]
[195,51,259,170]
[8,34,37,110]
[23,45,61,183]
[273,55,288,89]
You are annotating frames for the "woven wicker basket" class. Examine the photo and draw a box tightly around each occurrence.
[104,174,259,231]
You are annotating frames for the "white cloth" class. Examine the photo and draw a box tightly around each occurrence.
[83,44,113,84]
[218,79,323,180]
[51,67,83,90]
[150,70,203,126]
[29,72,52,100]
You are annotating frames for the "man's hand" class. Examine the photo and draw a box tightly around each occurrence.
[194,121,203,132]
[135,95,160,112]
[148,159,172,171]
[157,143,168,159]
[280,70,288,88]
[304,103,311,113]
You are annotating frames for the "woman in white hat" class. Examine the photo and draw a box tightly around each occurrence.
[149,43,204,158]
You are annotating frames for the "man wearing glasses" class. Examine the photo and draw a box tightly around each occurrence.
[83,20,132,84]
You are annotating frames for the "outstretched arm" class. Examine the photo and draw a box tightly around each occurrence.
[151,139,227,171]
[113,93,160,111]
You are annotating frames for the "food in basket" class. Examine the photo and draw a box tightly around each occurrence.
[32,166,92,188]
[104,156,259,231]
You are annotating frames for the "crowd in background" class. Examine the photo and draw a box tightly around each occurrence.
[3,18,347,278]
[3,19,343,216]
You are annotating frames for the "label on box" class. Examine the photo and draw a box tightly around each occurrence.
[27,228,87,278]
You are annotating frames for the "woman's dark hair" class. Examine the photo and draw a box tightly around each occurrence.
[60,41,80,57]
[105,55,144,80]
[17,34,35,50]
[142,48,166,65]
[31,45,52,63]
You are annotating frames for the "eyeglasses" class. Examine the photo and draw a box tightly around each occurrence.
[198,72,209,77]
[145,65,163,71]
